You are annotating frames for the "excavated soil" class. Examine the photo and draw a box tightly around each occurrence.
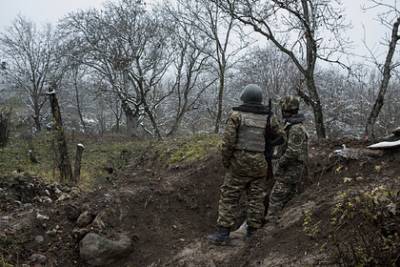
[1,138,400,266]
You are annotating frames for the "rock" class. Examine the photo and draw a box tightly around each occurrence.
[334,146,384,159]
[79,232,132,266]
[36,213,49,221]
[77,211,95,227]
[70,187,81,197]
[46,229,57,237]
[54,186,62,195]
[64,204,81,222]
[35,235,44,244]
[23,203,33,209]
[29,253,47,264]
[91,213,106,230]
[72,227,90,240]
[57,193,71,202]
[41,196,53,204]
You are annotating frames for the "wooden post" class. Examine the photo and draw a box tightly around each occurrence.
[74,143,85,183]
[47,83,73,184]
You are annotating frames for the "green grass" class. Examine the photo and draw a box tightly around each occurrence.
[0,132,221,189]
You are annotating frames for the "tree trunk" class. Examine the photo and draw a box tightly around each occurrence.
[214,75,225,134]
[0,108,11,147]
[115,117,120,133]
[143,103,162,140]
[74,78,86,133]
[73,144,85,183]
[48,86,73,184]
[122,103,137,137]
[365,18,400,140]
[33,101,41,132]
[302,76,326,139]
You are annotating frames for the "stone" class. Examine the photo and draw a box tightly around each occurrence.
[64,204,81,222]
[57,193,71,202]
[29,253,47,264]
[46,229,57,237]
[35,235,44,244]
[77,211,95,228]
[334,146,384,159]
[41,197,53,204]
[72,227,90,240]
[36,213,49,221]
[79,232,132,266]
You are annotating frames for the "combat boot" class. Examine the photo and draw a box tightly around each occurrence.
[207,226,230,245]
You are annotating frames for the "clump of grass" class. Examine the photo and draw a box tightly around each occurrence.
[159,134,221,165]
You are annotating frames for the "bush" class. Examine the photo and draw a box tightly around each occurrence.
[329,186,400,266]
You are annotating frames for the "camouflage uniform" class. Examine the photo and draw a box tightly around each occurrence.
[217,109,283,229]
[265,96,309,222]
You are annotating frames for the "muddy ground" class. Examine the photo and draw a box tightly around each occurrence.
[1,138,400,266]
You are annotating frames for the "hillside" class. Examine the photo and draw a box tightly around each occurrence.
[1,136,400,267]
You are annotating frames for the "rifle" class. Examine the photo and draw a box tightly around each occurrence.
[263,99,274,220]
[264,98,274,179]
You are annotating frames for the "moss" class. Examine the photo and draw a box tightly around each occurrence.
[168,134,221,164]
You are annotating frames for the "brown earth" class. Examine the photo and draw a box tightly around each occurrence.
[1,138,400,267]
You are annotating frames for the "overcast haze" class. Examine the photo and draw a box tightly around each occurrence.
[0,0,391,60]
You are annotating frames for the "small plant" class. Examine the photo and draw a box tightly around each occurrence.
[329,186,400,267]
[303,208,321,239]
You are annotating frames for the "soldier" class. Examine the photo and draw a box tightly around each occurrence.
[264,96,309,224]
[208,84,284,244]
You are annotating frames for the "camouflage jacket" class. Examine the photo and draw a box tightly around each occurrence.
[275,114,308,172]
[221,106,285,176]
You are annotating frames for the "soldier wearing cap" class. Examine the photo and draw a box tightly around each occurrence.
[265,96,309,224]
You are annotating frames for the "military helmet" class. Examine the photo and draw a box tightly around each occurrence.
[240,84,263,104]
[281,96,300,112]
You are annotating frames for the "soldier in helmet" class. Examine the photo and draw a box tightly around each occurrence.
[208,84,284,244]
[264,95,309,224]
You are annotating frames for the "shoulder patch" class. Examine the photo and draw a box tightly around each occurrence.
[289,125,306,147]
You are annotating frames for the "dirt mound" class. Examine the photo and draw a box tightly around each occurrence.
[2,137,400,267]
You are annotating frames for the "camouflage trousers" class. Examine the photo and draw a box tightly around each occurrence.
[265,165,305,221]
[217,171,267,229]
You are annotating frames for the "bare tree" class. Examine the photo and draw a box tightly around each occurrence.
[174,0,247,133]
[211,0,349,138]
[0,16,59,131]
[161,3,216,135]
[364,0,400,139]
[61,0,173,139]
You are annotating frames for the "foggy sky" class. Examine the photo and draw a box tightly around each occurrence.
[0,0,392,61]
